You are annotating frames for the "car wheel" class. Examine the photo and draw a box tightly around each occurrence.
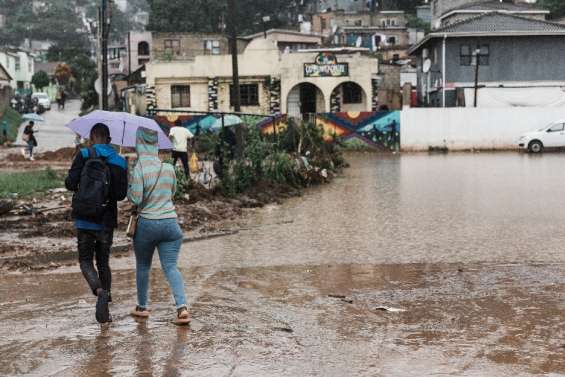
[528,140,543,154]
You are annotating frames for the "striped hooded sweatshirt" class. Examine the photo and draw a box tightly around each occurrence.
[128,128,177,219]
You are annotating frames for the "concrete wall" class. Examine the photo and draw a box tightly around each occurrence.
[401,107,565,151]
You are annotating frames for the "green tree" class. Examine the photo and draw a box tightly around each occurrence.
[540,0,565,19]
[31,71,50,91]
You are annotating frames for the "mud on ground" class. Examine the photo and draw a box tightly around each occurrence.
[0,182,302,272]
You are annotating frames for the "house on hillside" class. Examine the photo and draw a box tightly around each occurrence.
[312,10,414,60]
[0,49,34,95]
[409,12,565,107]
[0,63,13,111]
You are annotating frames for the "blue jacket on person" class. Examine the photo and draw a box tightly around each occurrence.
[65,144,128,231]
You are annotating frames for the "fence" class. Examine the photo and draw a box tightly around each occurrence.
[401,107,565,151]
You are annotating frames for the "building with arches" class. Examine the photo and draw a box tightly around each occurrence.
[145,31,380,117]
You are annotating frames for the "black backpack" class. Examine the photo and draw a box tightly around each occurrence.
[71,147,111,222]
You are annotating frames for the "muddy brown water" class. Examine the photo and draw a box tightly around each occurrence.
[1,153,564,376]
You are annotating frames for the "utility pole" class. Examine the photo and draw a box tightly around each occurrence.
[227,0,244,157]
[101,0,109,110]
[371,0,378,12]
[228,0,241,113]
[473,48,480,108]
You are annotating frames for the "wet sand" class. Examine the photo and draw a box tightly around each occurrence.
[1,153,564,376]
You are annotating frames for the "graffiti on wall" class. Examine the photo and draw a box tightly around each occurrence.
[153,111,399,151]
[315,112,400,150]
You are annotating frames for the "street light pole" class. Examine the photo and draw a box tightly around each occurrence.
[473,48,480,108]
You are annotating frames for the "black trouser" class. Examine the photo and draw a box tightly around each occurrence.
[77,229,113,296]
[172,150,189,176]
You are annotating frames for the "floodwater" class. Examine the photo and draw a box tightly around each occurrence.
[1,153,565,376]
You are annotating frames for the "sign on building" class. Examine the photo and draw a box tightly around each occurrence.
[304,53,349,78]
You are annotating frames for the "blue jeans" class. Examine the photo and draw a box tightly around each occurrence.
[133,217,186,309]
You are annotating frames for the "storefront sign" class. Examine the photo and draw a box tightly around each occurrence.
[304,53,349,78]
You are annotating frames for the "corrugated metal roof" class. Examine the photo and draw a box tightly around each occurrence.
[437,12,565,33]
[450,1,544,12]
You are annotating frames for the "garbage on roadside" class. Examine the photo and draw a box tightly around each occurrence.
[375,306,406,313]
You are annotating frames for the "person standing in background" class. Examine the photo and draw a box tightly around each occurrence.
[169,120,193,177]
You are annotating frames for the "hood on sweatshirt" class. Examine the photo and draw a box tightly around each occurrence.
[135,127,159,159]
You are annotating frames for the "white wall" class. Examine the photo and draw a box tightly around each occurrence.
[401,107,565,151]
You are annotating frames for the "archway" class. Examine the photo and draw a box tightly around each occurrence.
[287,83,326,119]
[138,41,150,56]
[330,81,367,113]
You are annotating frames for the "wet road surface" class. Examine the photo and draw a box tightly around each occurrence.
[1,153,565,376]
[16,100,80,153]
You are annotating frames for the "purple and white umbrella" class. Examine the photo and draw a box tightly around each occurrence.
[66,110,172,149]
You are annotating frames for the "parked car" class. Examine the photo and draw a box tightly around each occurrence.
[31,93,51,111]
[519,120,565,153]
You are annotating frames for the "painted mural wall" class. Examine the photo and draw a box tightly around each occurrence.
[315,112,400,151]
[153,111,400,151]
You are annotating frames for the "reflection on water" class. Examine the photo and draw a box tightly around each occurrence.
[188,153,565,269]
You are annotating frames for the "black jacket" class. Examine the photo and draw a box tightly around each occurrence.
[65,146,128,229]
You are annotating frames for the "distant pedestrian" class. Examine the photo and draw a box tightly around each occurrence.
[1,117,8,146]
[56,89,63,110]
[65,123,128,324]
[128,127,190,325]
[22,121,37,160]
[61,90,67,110]
[169,121,193,177]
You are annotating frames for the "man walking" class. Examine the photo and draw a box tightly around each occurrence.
[1,116,8,146]
[65,123,127,323]
[169,120,193,177]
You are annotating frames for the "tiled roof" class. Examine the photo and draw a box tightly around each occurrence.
[449,1,544,12]
[437,12,565,33]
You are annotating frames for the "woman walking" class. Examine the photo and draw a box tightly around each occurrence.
[22,121,37,161]
[128,127,190,325]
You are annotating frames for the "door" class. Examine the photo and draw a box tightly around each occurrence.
[300,84,317,115]
[287,86,301,119]
[542,123,565,147]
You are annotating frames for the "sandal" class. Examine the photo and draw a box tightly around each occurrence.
[173,306,190,325]
[131,306,151,318]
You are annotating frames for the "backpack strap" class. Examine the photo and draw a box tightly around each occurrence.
[87,146,97,160]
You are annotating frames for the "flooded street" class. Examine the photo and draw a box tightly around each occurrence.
[1,153,565,376]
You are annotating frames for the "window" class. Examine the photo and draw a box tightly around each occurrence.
[461,44,489,66]
[321,18,327,30]
[460,45,472,66]
[204,40,220,55]
[342,83,363,104]
[354,19,362,26]
[230,84,259,106]
[138,41,150,56]
[164,39,181,55]
[171,85,190,108]
[548,123,564,132]
[15,57,20,71]
[387,36,397,45]
[478,44,489,66]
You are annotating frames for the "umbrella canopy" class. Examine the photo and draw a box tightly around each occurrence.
[211,114,243,131]
[186,115,217,134]
[22,113,45,122]
[66,110,172,149]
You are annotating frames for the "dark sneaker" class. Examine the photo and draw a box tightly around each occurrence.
[95,289,111,323]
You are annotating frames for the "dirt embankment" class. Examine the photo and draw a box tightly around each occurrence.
[0,181,302,272]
